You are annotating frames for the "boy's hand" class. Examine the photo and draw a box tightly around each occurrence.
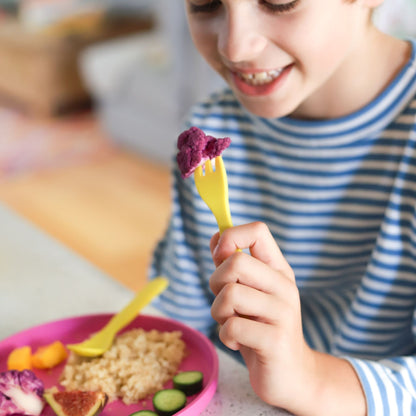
[209,222,366,416]
[209,221,308,408]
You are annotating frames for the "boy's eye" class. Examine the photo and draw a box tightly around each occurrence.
[188,0,300,15]
[260,0,300,14]
[188,0,222,14]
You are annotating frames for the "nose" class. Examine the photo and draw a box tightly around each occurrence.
[217,6,267,64]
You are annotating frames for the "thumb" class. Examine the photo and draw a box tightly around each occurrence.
[212,222,295,281]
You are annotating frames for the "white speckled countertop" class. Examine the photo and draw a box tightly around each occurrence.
[0,203,290,416]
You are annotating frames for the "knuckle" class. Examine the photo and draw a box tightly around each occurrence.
[208,273,217,293]
[222,316,241,339]
[217,227,235,248]
[225,250,245,271]
[221,281,239,303]
[210,298,219,320]
[252,221,269,234]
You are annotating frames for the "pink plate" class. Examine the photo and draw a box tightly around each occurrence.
[0,314,219,416]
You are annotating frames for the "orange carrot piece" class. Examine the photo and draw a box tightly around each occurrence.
[7,346,32,371]
[32,341,68,369]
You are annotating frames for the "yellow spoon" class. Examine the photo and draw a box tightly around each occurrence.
[67,276,169,357]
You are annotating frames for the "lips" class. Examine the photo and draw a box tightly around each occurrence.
[231,65,292,96]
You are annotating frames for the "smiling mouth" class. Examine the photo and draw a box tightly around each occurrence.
[236,69,284,86]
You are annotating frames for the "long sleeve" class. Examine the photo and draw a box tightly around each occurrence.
[347,355,416,415]
[345,202,416,416]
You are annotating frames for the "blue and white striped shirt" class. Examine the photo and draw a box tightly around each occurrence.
[151,39,416,415]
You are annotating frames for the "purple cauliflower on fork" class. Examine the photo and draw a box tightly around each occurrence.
[176,126,231,179]
[0,370,45,416]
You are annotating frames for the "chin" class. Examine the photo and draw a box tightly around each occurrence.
[238,96,299,119]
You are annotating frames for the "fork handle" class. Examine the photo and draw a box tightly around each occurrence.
[217,212,233,234]
[216,207,242,251]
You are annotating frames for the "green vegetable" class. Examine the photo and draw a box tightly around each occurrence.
[128,411,158,416]
[152,389,187,416]
[173,371,204,396]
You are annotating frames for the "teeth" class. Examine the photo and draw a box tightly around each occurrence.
[238,69,283,85]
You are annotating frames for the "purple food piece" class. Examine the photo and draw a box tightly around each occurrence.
[176,127,231,178]
[0,370,45,416]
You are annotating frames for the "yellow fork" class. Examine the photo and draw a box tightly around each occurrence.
[194,156,233,234]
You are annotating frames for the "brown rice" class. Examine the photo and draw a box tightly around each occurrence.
[59,328,186,404]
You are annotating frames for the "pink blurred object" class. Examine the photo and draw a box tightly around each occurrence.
[0,107,115,180]
[0,314,219,416]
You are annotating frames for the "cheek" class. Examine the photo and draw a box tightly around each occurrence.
[281,10,357,74]
[188,22,222,71]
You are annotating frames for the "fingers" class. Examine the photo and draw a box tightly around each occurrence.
[211,268,300,326]
[211,281,278,324]
[218,315,276,352]
[210,232,220,256]
[209,249,294,297]
[211,222,294,281]
[208,222,300,355]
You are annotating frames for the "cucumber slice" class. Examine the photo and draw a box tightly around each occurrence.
[129,411,158,416]
[152,389,187,416]
[173,371,204,396]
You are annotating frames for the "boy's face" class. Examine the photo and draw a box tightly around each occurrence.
[185,0,372,119]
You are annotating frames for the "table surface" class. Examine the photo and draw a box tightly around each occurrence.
[0,203,289,415]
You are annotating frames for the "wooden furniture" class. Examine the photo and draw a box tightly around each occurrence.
[0,13,153,116]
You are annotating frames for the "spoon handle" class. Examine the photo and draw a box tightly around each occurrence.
[103,277,169,337]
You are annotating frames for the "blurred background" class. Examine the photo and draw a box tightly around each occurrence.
[0,0,414,292]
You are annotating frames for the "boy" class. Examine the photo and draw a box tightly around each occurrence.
[150,0,416,414]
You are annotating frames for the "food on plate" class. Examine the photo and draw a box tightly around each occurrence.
[44,389,108,416]
[7,345,32,371]
[152,388,187,416]
[129,373,203,416]
[0,369,45,416]
[176,126,231,178]
[173,371,204,396]
[32,341,68,369]
[7,341,68,372]
[59,329,186,404]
